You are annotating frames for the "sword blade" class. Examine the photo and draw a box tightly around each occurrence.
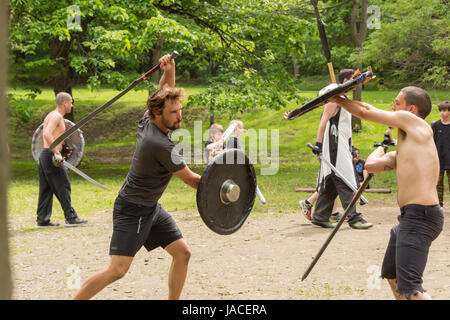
[318,154,368,204]
[49,51,179,150]
[302,173,373,281]
[222,122,238,141]
[306,143,368,204]
[256,186,266,205]
[63,161,109,190]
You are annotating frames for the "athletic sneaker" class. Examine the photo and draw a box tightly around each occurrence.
[329,212,348,223]
[299,200,313,221]
[311,220,337,228]
[65,217,88,227]
[36,221,60,228]
[348,218,373,230]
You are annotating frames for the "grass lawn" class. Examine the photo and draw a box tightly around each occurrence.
[7,79,448,220]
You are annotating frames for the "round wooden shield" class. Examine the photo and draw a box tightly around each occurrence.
[196,148,257,235]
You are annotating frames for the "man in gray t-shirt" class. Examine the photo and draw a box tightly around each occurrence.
[74,54,201,300]
[118,110,186,206]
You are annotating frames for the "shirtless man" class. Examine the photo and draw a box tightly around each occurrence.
[36,92,88,227]
[73,54,201,300]
[329,86,444,300]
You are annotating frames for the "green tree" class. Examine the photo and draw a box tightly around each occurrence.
[357,0,449,88]
[9,0,137,119]
[0,0,12,300]
[9,0,314,120]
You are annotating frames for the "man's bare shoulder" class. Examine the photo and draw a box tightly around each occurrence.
[323,101,339,116]
[397,111,430,131]
[43,110,64,130]
[44,110,62,121]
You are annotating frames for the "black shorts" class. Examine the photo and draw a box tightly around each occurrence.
[381,204,444,298]
[109,196,183,257]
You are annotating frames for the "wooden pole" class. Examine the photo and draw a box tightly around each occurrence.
[295,188,391,194]
[0,0,12,300]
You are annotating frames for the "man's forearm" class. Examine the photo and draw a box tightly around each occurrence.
[315,117,327,143]
[366,147,396,173]
[332,96,371,119]
[159,68,175,89]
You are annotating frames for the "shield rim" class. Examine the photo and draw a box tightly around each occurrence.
[196,148,257,235]
[31,119,85,167]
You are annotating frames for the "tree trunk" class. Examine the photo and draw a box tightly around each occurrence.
[209,56,218,126]
[0,0,12,300]
[350,0,368,132]
[151,37,163,85]
[292,57,299,77]
[49,38,74,121]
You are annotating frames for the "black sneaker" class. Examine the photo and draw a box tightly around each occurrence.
[36,221,60,228]
[311,220,337,228]
[349,218,373,230]
[65,217,88,227]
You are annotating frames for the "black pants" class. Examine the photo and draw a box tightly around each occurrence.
[36,149,78,223]
[381,204,443,298]
[312,174,363,224]
[437,169,450,207]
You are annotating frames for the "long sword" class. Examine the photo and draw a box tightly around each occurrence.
[311,0,336,83]
[50,51,179,150]
[301,173,373,281]
[63,161,109,190]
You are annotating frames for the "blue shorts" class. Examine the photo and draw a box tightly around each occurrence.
[109,196,183,257]
[381,204,444,298]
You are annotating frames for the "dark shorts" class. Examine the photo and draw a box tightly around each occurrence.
[109,196,183,257]
[381,204,444,298]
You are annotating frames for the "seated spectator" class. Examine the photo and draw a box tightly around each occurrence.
[353,147,369,185]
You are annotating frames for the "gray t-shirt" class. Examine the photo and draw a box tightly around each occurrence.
[118,111,186,207]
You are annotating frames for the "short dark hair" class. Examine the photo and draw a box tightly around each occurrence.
[338,69,354,84]
[55,92,72,106]
[438,101,450,111]
[400,86,432,119]
[147,87,186,119]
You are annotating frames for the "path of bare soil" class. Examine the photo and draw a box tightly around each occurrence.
[9,204,450,300]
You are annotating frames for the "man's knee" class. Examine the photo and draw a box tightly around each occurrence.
[108,256,133,281]
[167,240,191,264]
[108,265,129,281]
[175,246,191,264]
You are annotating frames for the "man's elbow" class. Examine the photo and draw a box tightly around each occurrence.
[356,105,372,121]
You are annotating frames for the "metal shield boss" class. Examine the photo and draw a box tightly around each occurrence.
[31,119,85,167]
[196,148,257,235]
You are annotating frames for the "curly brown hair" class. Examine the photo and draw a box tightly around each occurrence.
[147,87,186,119]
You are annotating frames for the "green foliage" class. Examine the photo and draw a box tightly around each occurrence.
[8,0,448,123]
[186,67,307,118]
[7,87,41,124]
[356,0,449,87]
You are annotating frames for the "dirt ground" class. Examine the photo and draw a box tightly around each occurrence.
[8,203,450,300]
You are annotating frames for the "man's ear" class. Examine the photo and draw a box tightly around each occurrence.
[408,104,418,115]
[153,109,162,117]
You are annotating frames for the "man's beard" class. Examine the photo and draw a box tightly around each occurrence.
[162,116,182,131]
